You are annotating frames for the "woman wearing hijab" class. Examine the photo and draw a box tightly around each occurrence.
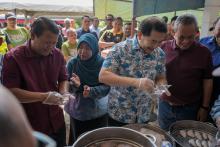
[64,33,110,141]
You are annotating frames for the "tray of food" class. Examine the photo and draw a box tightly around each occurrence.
[124,124,175,147]
[169,120,218,147]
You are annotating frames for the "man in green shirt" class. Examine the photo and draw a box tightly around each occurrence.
[61,28,77,61]
[3,12,29,48]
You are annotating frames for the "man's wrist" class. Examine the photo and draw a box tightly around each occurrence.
[200,105,210,111]
[40,92,48,101]
[60,91,69,95]
[131,78,140,88]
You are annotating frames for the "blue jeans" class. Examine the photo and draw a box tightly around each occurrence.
[158,99,199,131]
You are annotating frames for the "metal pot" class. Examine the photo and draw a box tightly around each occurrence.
[169,120,218,147]
[33,131,56,147]
[72,127,156,147]
[124,124,176,147]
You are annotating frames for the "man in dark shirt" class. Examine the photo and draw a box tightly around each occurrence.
[99,14,114,38]
[2,17,74,147]
[76,15,98,40]
[159,14,213,131]
[99,17,124,58]
[200,17,220,120]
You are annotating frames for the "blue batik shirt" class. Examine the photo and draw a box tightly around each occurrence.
[200,36,220,67]
[102,36,166,123]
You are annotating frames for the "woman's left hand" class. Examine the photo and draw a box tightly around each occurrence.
[83,85,90,98]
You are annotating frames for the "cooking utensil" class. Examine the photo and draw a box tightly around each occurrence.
[72,127,156,147]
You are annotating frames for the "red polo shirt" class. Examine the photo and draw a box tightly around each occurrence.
[2,40,68,135]
[161,40,213,105]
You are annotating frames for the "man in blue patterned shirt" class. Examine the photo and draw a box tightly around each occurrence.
[99,17,169,126]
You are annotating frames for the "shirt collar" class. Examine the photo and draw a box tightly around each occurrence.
[132,35,141,50]
[131,35,160,56]
[171,39,179,50]
[132,35,161,55]
[171,39,196,51]
[207,36,216,45]
[81,27,90,33]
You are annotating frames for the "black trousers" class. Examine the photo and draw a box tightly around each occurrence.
[49,123,66,147]
[70,114,108,142]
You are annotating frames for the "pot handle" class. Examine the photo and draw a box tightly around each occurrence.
[144,134,156,143]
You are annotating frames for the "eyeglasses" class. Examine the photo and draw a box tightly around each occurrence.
[106,18,113,21]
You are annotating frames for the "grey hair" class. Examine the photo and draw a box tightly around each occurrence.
[173,14,198,32]
[64,18,70,23]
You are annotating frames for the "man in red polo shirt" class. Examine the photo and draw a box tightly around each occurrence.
[2,17,72,146]
[159,14,213,131]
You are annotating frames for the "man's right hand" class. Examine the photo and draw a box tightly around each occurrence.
[43,92,64,105]
[136,78,154,93]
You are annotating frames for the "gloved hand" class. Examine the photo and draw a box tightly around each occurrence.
[136,78,154,93]
[62,92,75,104]
[43,92,64,105]
[150,85,171,98]
[157,84,172,96]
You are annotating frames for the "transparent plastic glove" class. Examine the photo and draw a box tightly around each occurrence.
[43,92,64,105]
[151,84,172,98]
[62,93,75,104]
[138,78,154,93]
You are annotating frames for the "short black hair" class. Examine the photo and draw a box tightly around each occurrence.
[171,16,178,23]
[82,15,90,20]
[162,16,168,23]
[139,16,167,36]
[31,17,59,37]
[106,14,114,19]
[91,17,99,21]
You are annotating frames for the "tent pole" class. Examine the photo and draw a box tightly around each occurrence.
[131,0,136,38]
[93,0,95,16]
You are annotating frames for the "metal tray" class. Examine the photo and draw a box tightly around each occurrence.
[169,120,218,147]
[124,124,176,147]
